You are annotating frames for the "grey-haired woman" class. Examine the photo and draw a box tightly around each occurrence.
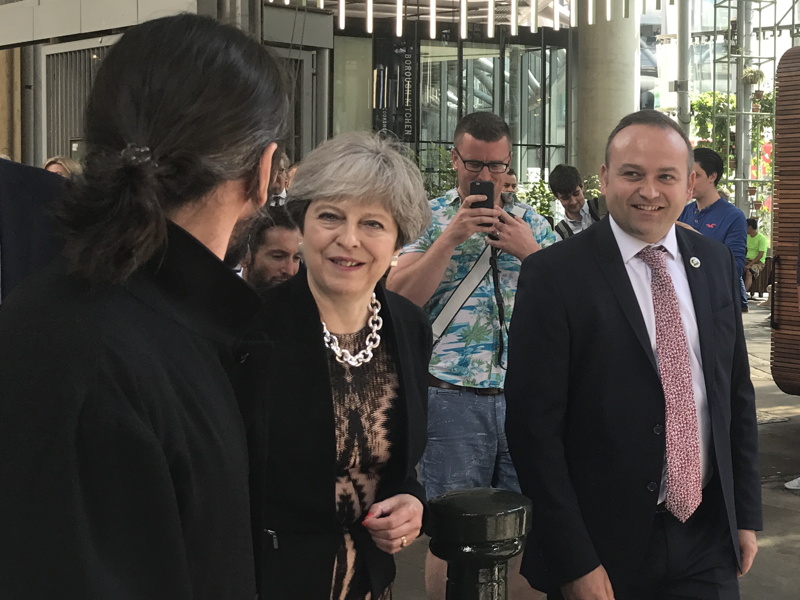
[251,131,432,599]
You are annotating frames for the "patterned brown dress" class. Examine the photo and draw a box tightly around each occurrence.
[326,325,399,600]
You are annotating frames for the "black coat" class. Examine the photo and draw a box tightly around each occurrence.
[0,159,64,300]
[505,219,762,595]
[0,224,263,599]
[248,271,431,599]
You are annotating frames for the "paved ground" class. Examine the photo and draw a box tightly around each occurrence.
[393,296,800,599]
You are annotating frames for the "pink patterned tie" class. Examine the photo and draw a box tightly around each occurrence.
[638,246,702,523]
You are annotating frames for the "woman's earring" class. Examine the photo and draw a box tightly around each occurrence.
[390,255,399,268]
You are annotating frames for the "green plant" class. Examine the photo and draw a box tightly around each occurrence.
[691,91,736,185]
[584,174,601,199]
[691,92,736,149]
[751,91,774,182]
[753,90,774,129]
[742,66,766,87]
[417,145,456,199]
[516,179,554,218]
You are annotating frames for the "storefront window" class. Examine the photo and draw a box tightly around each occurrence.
[462,44,500,114]
[419,41,459,144]
[344,30,568,198]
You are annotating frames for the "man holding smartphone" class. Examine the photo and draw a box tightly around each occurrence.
[387,111,554,599]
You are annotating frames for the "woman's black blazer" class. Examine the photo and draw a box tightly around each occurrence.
[247,271,432,599]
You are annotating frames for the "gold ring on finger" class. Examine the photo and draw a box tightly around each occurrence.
[400,535,407,548]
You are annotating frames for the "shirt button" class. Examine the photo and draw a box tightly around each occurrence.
[647,481,658,492]
[653,424,664,435]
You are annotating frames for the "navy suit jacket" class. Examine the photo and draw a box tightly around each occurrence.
[505,218,762,594]
[0,159,64,299]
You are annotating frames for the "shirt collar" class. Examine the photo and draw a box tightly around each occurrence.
[609,215,679,265]
[445,188,460,205]
[694,196,725,214]
[566,201,592,224]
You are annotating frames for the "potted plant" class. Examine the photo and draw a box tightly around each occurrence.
[742,66,766,87]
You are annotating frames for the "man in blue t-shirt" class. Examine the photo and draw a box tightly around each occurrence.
[677,147,748,310]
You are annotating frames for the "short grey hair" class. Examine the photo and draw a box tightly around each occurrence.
[286,131,431,248]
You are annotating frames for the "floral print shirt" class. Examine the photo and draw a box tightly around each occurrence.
[401,189,555,388]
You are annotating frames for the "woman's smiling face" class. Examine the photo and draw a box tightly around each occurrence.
[302,197,399,303]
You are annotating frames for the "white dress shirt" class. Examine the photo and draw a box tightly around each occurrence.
[609,216,711,503]
[554,201,597,241]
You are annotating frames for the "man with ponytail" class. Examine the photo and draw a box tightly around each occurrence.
[0,14,288,599]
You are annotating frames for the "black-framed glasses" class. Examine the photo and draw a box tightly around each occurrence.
[453,147,510,174]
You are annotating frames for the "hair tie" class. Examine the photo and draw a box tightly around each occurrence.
[120,144,156,167]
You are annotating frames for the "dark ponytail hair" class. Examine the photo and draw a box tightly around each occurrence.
[59,14,289,284]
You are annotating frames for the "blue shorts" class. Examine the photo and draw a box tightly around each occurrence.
[418,386,520,500]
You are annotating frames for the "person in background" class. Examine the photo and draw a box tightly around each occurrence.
[43,155,82,178]
[503,168,519,193]
[241,205,301,289]
[251,131,432,599]
[0,14,288,598]
[677,147,748,311]
[548,164,602,241]
[268,151,290,206]
[387,111,553,600]
[744,218,768,293]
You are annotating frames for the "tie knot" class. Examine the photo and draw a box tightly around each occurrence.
[638,245,667,270]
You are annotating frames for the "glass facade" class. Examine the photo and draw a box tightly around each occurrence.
[408,33,568,195]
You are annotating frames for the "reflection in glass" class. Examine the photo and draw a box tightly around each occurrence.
[416,39,567,200]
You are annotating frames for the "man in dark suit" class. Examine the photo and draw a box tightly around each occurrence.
[0,158,64,300]
[505,110,762,600]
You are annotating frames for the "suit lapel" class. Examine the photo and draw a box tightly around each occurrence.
[592,219,659,373]
[676,229,716,397]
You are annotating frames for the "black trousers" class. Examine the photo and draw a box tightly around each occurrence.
[549,480,740,600]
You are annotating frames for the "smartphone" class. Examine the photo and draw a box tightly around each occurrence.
[469,180,494,210]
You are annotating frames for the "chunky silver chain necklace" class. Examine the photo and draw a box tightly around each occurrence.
[322,294,383,367]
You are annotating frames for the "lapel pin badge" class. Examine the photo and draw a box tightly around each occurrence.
[689,257,701,268]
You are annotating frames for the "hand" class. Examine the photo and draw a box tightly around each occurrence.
[440,195,504,249]
[362,494,423,554]
[737,529,758,576]
[487,214,541,261]
[561,565,615,600]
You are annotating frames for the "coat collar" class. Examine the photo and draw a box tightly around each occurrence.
[592,218,658,372]
[127,222,263,348]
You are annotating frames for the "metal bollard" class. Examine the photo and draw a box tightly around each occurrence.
[428,488,532,600]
